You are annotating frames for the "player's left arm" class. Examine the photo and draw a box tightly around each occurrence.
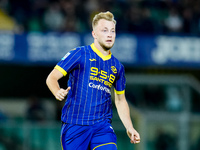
[114,91,140,144]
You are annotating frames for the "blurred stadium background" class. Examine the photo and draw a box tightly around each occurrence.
[0,0,200,150]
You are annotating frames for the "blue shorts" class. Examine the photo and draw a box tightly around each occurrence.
[61,121,117,150]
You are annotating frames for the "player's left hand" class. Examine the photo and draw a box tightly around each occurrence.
[127,127,140,144]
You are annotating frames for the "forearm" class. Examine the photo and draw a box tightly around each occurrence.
[46,69,70,101]
[115,97,134,130]
[115,93,140,144]
[46,75,60,97]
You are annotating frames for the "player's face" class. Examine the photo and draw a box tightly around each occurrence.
[93,19,116,51]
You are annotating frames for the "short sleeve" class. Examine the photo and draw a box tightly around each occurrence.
[113,64,126,94]
[55,48,82,76]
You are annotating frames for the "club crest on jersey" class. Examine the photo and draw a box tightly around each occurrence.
[111,66,117,74]
[61,52,71,60]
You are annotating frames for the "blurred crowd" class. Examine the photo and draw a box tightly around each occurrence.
[0,0,200,35]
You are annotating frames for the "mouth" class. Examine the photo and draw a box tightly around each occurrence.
[106,40,112,43]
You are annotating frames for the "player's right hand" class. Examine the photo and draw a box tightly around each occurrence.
[55,87,71,101]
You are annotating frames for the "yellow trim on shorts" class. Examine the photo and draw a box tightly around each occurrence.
[61,135,64,150]
[93,142,117,150]
[55,65,67,76]
[114,89,125,95]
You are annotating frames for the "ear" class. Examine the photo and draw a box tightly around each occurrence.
[92,31,96,39]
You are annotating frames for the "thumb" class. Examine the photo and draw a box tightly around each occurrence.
[65,87,71,92]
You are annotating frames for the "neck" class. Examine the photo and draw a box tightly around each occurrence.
[94,41,110,56]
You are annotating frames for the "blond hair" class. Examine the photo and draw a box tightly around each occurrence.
[92,11,116,29]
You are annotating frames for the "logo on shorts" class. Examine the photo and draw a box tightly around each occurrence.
[110,126,114,132]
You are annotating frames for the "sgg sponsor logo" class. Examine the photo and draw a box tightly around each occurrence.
[89,67,115,87]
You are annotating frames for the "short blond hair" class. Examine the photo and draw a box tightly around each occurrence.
[92,11,116,29]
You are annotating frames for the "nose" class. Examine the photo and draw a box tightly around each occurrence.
[108,32,113,37]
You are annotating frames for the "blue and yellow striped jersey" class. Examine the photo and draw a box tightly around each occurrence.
[55,43,126,125]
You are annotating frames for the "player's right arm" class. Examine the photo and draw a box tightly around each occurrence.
[46,48,81,100]
[46,69,70,101]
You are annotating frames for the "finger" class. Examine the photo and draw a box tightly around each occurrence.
[134,139,140,144]
[60,94,65,99]
[56,96,63,101]
[65,87,71,92]
[58,90,65,97]
[135,136,140,140]
[56,92,65,101]
[61,92,66,97]
[130,141,134,144]
[134,136,140,144]
[130,134,135,144]
[56,95,64,101]
[56,98,62,101]
[135,140,140,144]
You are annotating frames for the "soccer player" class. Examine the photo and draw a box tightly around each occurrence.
[46,11,140,150]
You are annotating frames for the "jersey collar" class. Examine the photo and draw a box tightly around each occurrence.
[90,43,112,61]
